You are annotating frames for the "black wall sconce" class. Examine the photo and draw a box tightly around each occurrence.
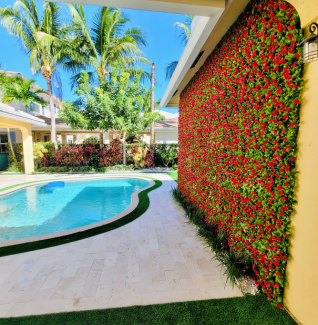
[300,22,318,63]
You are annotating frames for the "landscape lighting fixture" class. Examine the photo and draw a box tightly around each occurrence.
[300,22,318,63]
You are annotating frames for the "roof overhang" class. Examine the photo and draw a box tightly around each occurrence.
[0,102,47,126]
[31,125,100,132]
[56,0,225,16]
[161,0,250,108]
[154,127,178,132]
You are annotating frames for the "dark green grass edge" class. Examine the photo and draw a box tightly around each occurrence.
[0,176,162,257]
[0,295,297,325]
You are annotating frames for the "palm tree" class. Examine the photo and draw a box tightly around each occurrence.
[68,4,150,144]
[0,73,47,112]
[0,0,87,145]
[68,4,150,87]
[0,72,47,162]
[165,15,194,80]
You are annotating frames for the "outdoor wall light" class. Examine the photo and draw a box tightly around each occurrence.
[300,22,318,63]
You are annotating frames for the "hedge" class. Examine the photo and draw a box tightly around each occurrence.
[178,0,303,307]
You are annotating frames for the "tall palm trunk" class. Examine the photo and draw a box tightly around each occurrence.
[122,131,127,166]
[150,63,155,150]
[6,128,17,162]
[98,66,107,145]
[44,72,56,146]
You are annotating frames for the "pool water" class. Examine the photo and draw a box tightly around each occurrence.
[0,178,149,242]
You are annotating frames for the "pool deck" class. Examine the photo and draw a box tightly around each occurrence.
[0,172,241,318]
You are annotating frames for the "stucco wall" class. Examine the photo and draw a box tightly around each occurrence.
[155,131,178,144]
[14,129,22,143]
[284,1,318,324]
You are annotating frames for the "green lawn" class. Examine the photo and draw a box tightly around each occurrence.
[167,171,178,181]
[0,295,296,325]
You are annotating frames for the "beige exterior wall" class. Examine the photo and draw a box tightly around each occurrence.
[14,129,23,143]
[284,1,318,325]
[75,132,109,144]
[155,131,178,144]
[0,117,34,174]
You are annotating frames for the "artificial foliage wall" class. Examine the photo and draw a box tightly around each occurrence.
[178,0,303,307]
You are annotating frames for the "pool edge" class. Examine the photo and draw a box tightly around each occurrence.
[0,176,162,257]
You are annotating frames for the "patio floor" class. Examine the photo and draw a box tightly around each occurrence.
[0,173,241,318]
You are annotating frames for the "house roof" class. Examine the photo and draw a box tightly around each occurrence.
[57,0,225,16]
[38,117,67,126]
[155,117,178,128]
[38,115,179,128]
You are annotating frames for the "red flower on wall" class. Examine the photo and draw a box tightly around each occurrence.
[178,0,303,305]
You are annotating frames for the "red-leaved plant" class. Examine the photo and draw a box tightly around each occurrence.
[99,139,122,166]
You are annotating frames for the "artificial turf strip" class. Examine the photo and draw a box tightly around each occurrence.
[166,171,178,181]
[0,295,297,325]
[0,177,162,257]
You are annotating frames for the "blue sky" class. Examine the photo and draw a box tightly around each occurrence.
[0,0,185,113]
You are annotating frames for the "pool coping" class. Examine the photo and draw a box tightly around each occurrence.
[0,175,161,256]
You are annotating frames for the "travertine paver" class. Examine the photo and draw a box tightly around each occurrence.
[0,173,242,317]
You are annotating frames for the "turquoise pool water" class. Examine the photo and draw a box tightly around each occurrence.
[0,178,149,242]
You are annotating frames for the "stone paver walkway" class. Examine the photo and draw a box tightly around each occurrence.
[0,173,241,317]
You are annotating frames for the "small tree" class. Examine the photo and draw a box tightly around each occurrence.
[61,70,163,165]
[160,146,178,168]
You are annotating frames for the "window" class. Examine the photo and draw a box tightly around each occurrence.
[0,134,8,153]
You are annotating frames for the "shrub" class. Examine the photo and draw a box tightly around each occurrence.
[35,140,178,169]
[6,161,23,172]
[131,144,146,168]
[6,142,23,163]
[144,149,155,168]
[99,139,122,166]
[83,136,99,145]
[33,142,48,169]
[153,143,178,167]
[159,146,178,168]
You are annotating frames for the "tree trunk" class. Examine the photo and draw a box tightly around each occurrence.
[25,105,28,113]
[44,73,56,146]
[122,131,126,166]
[150,63,155,151]
[6,128,17,162]
[97,68,107,147]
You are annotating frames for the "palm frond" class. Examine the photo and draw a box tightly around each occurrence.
[0,3,36,55]
[123,27,148,47]
[173,15,194,46]
[0,74,47,108]
[165,61,178,80]
[68,4,98,58]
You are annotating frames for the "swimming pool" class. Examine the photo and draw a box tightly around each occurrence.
[0,177,150,242]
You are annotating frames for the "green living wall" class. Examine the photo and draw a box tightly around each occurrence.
[178,0,303,306]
